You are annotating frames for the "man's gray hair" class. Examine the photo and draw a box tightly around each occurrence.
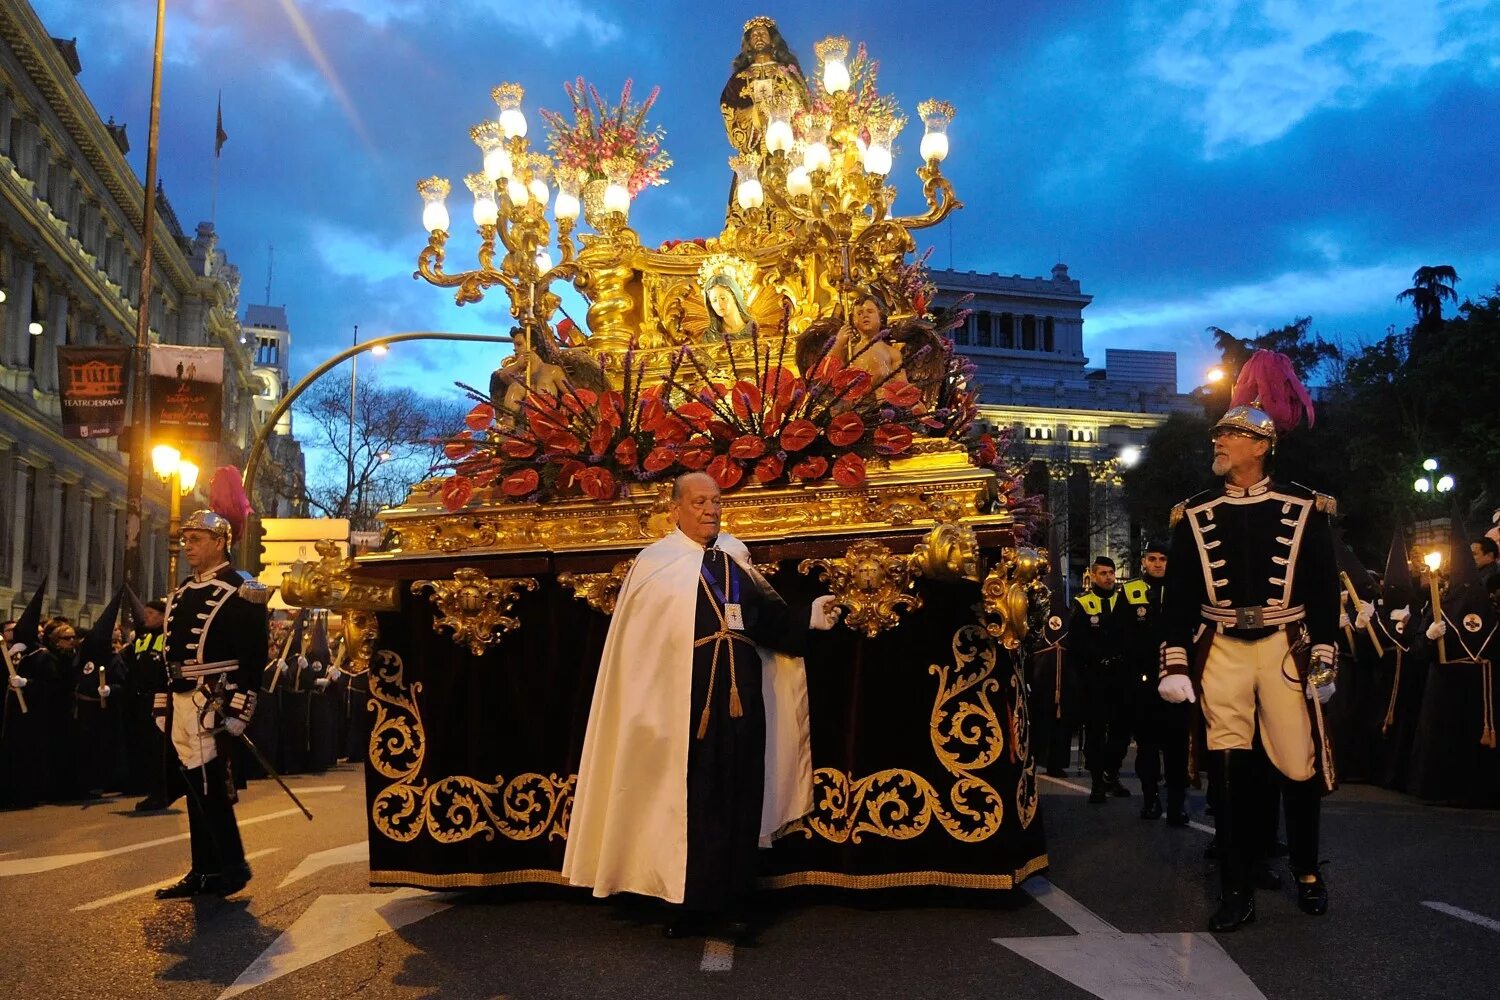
[671,471,714,502]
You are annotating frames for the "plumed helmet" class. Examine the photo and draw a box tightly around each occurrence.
[1213,350,1315,441]
[181,509,233,547]
[1213,403,1278,440]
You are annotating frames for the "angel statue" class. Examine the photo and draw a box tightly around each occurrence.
[795,291,948,395]
[489,323,605,429]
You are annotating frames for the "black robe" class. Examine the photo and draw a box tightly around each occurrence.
[0,649,59,808]
[682,549,809,914]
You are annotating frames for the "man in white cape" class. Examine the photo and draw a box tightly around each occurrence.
[563,472,839,936]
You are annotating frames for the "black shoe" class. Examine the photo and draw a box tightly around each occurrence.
[155,872,211,899]
[1088,778,1108,804]
[133,795,173,812]
[210,863,252,897]
[1251,865,1283,891]
[1105,774,1131,798]
[1140,793,1163,820]
[1166,806,1191,826]
[1295,871,1329,916]
[1208,890,1256,932]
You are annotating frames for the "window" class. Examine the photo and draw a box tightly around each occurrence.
[1022,315,1037,351]
[59,482,78,589]
[257,337,280,367]
[999,313,1015,349]
[1044,317,1056,352]
[1068,428,1094,442]
[976,311,992,347]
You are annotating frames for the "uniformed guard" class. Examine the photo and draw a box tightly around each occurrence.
[1029,537,1076,777]
[1129,540,1190,823]
[1159,350,1339,932]
[125,599,180,810]
[153,509,272,899]
[1067,555,1135,803]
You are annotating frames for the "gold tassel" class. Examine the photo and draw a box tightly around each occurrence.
[1481,659,1496,748]
[1381,648,1402,737]
[728,682,743,719]
[696,704,711,740]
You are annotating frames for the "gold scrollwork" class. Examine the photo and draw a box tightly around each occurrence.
[798,540,922,638]
[411,569,539,656]
[558,560,635,616]
[791,623,1005,844]
[980,547,1049,650]
[367,650,574,844]
[282,538,400,610]
[910,521,982,583]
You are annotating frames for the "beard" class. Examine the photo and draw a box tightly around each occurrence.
[1211,455,1231,477]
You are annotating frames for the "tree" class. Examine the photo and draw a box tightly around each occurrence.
[295,375,464,530]
[1399,264,1459,362]
[1119,411,1215,542]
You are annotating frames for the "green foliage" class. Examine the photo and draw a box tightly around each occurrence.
[1119,411,1215,541]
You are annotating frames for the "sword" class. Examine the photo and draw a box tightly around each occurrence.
[215,727,315,822]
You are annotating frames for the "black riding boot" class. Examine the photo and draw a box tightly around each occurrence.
[1284,776,1328,915]
[1209,750,1257,932]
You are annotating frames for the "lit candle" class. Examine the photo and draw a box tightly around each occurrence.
[766,119,794,154]
[492,82,528,139]
[417,176,451,233]
[465,173,497,227]
[736,178,765,210]
[816,37,851,95]
[506,177,530,207]
[917,99,955,164]
[786,165,812,197]
[1424,550,1446,663]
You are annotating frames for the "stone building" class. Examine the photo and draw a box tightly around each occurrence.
[0,4,299,622]
[933,265,1200,587]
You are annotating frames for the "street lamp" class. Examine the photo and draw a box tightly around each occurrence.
[1205,367,1225,384]
[1118,445,1143,468]
[151,444,199,585]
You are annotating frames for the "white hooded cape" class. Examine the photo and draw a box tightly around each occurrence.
[561,528,813,903]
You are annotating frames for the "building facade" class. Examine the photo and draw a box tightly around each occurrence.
[933,265,1199,587]
[244,302,306,519]
[0,4,298,622]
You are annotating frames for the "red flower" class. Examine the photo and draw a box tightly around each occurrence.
[561,387,598,415]
[441,475,475,511]
[540,428,582,455]
[792,455,829,481]
[831,367,872,402]
[500,436,538,459]
[637,396,666,433]
[555,459,587,493]
[653,416,691,445]
[444,432,475,460]
[676,400,715,430]
[524,395,568,432]
[614,437,639,468]
[754,454,784,483]
[679,437,714,469]
[501,468,539,497]
[827,411,866,447]
[473,466,501,487]
[912,292,927,315]
[706,420,736,441]
[761,366,797,408]
[644,446,677,473]
[780,419,818,452]
[707,454,744,489]
[833,452,867,487]
[557,317,580,345]
[729,435,767,460]
[465,402,495,431]
[731,380,763,421]
[874,423,913,456]
[977,433,998,467]
[878,379,922,408]
[588,422,614,458]
[578,466,616,500]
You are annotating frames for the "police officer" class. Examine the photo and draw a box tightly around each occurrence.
[1159,350,1339,932]
[1129,541,1190,823]
[1068,556,1135,803]
[154,510,271,899]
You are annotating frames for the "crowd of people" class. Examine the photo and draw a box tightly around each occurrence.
[0,594,365,813]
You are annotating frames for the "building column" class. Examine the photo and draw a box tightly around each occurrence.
[0,89,14,159]
[101,501,120,598]
[43,468,62,612]
[77,488,100,605]
[7,254,34,373]
[9,454,29,592]
[40,290,67,393]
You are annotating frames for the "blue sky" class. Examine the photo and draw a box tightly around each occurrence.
[31,0,1500,400]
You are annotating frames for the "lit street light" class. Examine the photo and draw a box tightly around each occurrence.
[150,444,199,585]
[1118,445,1143,468]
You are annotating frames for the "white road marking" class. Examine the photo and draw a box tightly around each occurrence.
[219,889,458,999]
[700,937,735,972]
[995,877,1267,999]
[1422,901,1500,933]
[279,840,367,887]
[72,848,281,911]
[0,804,316,877]
[1038,774,1217,835]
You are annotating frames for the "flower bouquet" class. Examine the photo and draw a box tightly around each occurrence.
[540,78,672,195]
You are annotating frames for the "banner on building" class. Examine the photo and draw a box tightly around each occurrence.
[149,345,224,443]
[57,345,131,439]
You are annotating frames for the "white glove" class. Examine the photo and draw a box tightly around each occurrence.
[327,666,343,683]
[1338,611,1350,630]
[7,643,25,661]
[8,674,27,690]
[314,678,330,692]
[1158,674,1196,704]
[224,717,247,737]
[1354,601,1374,631]
[98,684,112,699]
[1307,680,1336,704]
[1427,620,1447,641]
[277,660,290,676]
[154,715,166,733]
[1390,606,1410,623]
[810,595,841,631]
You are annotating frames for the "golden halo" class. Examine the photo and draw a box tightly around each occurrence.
[697,253,757,304]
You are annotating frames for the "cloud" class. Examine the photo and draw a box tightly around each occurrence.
[301,0,622,47]
[1139,0,1500,156]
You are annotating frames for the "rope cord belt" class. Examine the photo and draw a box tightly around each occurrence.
[693,552,756,740]
[1382,648,1403,737]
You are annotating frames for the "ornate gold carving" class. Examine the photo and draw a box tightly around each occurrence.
[368,650,574,845]
[558,560,635,616]
[411,569,538,655]
[980,547,1048,650]
[910,521,982,583]
[789,624,1005,844]
[798,540,921,638]
[340,609,380,675]
[282,538,399,610]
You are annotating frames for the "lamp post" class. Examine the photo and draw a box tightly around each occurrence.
[150,444,198,586]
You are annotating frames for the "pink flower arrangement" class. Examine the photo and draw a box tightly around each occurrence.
[540,78,672,195]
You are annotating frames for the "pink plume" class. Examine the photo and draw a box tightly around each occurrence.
[1229,350,1315,434]
[208,466,254,542]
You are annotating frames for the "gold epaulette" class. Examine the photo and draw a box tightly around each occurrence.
[1169,501,1186,529]
[238,581,274,605]
[1315,492,1337,516]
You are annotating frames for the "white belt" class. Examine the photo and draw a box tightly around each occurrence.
[1201,604,1305,630]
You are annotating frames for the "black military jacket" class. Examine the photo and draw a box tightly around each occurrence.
[162,563,270,695]
[1161,478,1339,674]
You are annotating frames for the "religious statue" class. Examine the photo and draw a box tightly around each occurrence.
[719,16,810,158]
[489,324,604,428]
[678,254,784,345]
[837,294,904,381]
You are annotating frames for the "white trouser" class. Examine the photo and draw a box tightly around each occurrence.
[171,688,219,770]
[1200,630,1316,782]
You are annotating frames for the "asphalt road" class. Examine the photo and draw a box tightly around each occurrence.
[2,758,1497,999]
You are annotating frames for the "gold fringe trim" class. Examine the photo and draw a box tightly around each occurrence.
[757,854,1049,892]
[369,868,573,890]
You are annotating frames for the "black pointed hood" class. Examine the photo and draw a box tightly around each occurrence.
[10,576,47,654]
[78,586,125,672]
[1440,504,1498,657]
[1333,531,1377,603]
[1381,527,1414,611]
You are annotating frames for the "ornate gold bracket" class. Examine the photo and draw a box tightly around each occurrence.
[558,560,635,616]
[979,547,1049,650]
[799,539,922,638]
[281,539,400,675]
[909,521,982,583]
[411,569,539,656]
